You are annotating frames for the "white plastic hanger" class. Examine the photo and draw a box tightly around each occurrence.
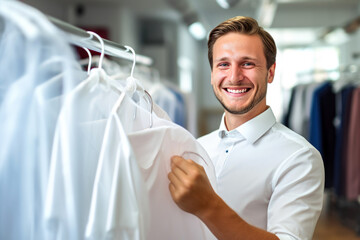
[81,47,92,75]
[85,31,125,94]
[86,31,104,70]
[125,45,153,128]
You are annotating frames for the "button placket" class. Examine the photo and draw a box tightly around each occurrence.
[215,136,234,177]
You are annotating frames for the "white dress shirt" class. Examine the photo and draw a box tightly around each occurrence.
[198,107,324,240]
[0,2,81,239]
[45,68,121,240]
[87,89,217,240]
[127,114,217,240]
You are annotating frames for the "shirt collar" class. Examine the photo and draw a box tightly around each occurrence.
[218,107,276,144]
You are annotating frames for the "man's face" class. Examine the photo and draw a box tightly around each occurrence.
[211,32,275,116]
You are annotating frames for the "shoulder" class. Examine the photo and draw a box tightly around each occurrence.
[269,122,320,153]
[268,122,324,181]
[260,122,324,175]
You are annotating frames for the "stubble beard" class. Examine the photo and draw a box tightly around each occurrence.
[213,78,268,115]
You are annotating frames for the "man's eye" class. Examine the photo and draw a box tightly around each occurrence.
[243,62,255,68]
[218,63,229,67]
[243,62,255,67]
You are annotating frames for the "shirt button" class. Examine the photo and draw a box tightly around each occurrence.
[225,150,228,153]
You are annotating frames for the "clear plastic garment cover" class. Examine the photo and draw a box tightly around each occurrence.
[0,1,217,240]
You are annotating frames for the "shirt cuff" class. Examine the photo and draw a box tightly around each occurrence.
[276,233,298,240]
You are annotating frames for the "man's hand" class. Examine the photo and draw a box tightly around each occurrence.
[167,155,217,218]
[167,156,280,240]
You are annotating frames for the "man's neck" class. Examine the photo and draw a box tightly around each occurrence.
[224,106,269,131]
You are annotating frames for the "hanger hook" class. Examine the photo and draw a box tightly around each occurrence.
[124,45,136,78]
[87,31,104,70]
[144,90,153,128]
[81,47,92,75]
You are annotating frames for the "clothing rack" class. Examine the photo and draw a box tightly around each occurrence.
[48,16,153,66]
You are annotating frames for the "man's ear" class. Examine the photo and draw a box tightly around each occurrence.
[267,62,276,84]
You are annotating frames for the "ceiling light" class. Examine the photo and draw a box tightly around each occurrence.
[324,28,349,45]
[188,22,206,40]
[257,0,277,28]
[216,0,240,9]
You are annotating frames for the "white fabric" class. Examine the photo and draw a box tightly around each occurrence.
[198,107,324,240]
[128,114,217,240]
[31,65,86,240]
[0,2,79,239]
[86,89,217,240]
[44,68,123,240]
[1,2,216,240]
[85,90,149,240]
[288,84,306,136]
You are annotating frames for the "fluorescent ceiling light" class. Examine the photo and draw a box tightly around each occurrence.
[188,22,206,40]
[216,0,240,9]
[257,0,277,28]
[267,28,320,47]
[324,28,349,45]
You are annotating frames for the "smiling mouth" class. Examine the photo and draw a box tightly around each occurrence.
[226,88,250,93]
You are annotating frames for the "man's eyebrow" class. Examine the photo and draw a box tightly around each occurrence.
[214,56,257,62]
[242,56,257,61]
[214,57,230,62]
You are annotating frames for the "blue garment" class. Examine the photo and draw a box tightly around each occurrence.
[282,86,296,127]
[167,87,186,128]
[309,81,336,188]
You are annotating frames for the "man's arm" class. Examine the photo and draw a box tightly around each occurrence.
[168,155,279,240]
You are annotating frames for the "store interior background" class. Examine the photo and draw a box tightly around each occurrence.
[23,0,360,136]
[22,0,360,238]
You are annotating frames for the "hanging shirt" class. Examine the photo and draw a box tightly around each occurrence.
[85,90,150,240]
[198,107,324,240]
[333,85,355,196]
[127,117,216,240]
[32,65,86,239]
[86,90,217,240]
[345,87,360,200]
[0,2,79,239]
[44,68,123,240]
[149,82,184,126]
[309,81,336,188]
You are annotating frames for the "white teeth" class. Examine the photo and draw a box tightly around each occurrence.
[227,88,247,93]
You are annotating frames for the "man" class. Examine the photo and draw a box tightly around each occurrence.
[168,16,324,240]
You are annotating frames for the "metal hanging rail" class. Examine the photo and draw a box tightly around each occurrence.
[47,16,153,66]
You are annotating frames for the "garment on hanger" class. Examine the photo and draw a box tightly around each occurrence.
[86,88,216,240]
[0,2,78,239]
[333,85,355,196]
[309,81,336,188]
[44,68,126,240]
[1,2,217,240]
[344,87,360,200]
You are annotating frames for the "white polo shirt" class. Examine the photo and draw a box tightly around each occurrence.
[198,107,324,240]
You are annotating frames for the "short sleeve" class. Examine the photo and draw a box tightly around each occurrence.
[268,146,325,240]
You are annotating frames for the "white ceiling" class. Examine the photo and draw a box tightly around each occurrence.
[56,0,360,47]
[191,0,359,29]
[190,0,360,46]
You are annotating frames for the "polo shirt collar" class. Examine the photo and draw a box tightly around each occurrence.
[218,107,276,144]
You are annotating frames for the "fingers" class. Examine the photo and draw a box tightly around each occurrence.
[171,155,202,173]
[168,169,183,189]
[168,156,194,196]
[168,155,215,215]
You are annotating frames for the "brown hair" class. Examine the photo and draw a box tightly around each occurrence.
[208,16,276,70]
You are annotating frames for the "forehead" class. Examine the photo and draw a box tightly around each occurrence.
[213,32,264,59]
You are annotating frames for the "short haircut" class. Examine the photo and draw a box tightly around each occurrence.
[208,16,276,70]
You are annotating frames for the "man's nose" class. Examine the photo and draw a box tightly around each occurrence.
[229,65,244,82]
